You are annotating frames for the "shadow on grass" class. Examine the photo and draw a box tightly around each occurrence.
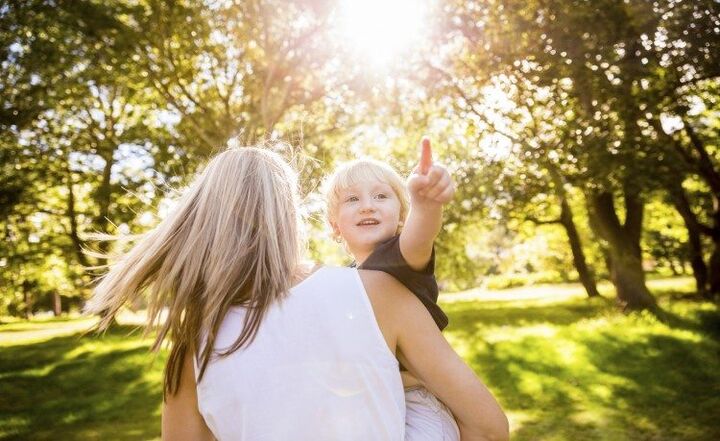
[444,297,613,337]
[446,296,720,440]
[0,325,162,441]
[581,332,720,440]
[653,307,720,341]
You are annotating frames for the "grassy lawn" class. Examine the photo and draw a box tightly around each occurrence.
[0,319,165,440]
[1,278,719,440]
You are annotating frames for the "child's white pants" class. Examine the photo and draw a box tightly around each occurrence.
[404,386,460,441]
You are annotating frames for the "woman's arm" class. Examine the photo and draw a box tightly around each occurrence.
[161,352,215,441]
[364,271,509,441]
[396,294,508,441]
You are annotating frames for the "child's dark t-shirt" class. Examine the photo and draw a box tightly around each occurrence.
[356,235,449,330]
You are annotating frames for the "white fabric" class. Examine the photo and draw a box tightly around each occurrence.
[195,266,406,441]
[405,386,459,441]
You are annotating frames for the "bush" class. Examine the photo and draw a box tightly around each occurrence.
[482,270,574,290]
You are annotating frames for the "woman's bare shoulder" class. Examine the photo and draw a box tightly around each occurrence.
[358,269,402,288]
[293,261,323,284]
[357,269,416,306]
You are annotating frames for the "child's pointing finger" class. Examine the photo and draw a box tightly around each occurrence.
[419,137,432,175]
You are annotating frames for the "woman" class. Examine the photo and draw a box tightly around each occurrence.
[86,145,508,441]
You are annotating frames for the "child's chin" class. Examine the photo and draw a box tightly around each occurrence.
[353,229,394,246]
[365,234,394,246]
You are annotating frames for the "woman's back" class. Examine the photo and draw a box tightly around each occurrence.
[87,146,507,441]
[195,267,405,441]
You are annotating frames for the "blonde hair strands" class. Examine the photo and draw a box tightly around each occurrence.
[86,146,303,396]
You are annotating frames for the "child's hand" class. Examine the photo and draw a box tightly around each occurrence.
[407,138,455,207]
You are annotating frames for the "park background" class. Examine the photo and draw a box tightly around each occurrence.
[1,0,719,439]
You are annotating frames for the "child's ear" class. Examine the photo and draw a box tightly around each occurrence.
[330,221,344,243]
[329,220,340,237]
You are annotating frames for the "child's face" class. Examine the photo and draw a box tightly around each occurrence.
[331,179,402,257]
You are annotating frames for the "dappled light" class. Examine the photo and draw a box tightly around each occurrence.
[2,0,719,439]
[2,282,718,440]
[0,324,164,440]
[443,285,720,440]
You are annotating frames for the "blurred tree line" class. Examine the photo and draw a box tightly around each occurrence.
[1,0,718,317]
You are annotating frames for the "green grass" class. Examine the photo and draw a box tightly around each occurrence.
[442,280,720,441]
[2,278,719,440]
[0,324,164,440]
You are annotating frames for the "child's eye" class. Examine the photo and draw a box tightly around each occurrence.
[344,196,359,203]
[375,193,388,200]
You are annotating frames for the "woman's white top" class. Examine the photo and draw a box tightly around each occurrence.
[195,266,405,441]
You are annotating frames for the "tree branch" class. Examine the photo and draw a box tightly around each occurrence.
[525,215,562,225]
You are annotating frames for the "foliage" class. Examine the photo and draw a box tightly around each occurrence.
[1,0,720,313]
[0,1,185,315]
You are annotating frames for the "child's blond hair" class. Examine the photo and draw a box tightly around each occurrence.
[323,158,410,225]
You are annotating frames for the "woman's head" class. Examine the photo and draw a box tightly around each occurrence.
[179,147,303,301]
[87,144,304,395]
[323,159,409,258]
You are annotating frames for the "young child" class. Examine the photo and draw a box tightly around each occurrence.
[323,138,459,441]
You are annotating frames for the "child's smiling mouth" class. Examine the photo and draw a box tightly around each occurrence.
[357,218,380,226]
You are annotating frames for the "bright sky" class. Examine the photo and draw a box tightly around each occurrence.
[334,0,431,67]
[328,0,518,162]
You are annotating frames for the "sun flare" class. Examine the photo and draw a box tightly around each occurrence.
[335,0,430,67]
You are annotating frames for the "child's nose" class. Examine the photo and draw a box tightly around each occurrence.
[359,199,376,212]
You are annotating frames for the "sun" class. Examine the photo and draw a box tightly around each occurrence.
[335,0,430,67]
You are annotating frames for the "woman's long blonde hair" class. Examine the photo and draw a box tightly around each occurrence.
[85,146,303,396]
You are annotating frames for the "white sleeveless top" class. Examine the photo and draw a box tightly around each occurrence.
[195,267,406,441]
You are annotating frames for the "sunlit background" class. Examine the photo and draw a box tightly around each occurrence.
[2,0,720,439]
[334,0,431,66]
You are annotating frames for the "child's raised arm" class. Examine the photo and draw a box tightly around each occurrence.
[400,138,455,271]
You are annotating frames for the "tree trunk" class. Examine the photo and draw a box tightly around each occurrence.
[668,181,709,298]
[707,199,720,299]
[546,164,601,298]
[676,118,720,299]
[667,256,680,276]
[88,148,118,322]
[559,197,601,297]
[708,242,720,298]
[589,190,656,310]
[52,292,62,316]
[66,167,90,268]
[96,150,113,232]
[94,147,116,266]
[609,247,655,309]
[22,281,34,319]
[585,197,613,278]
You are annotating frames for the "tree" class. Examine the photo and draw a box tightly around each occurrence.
[0,0,177,315]
[138,0,339,151]
[430,0,720,308]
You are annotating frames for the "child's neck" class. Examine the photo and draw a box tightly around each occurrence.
[352,250,371,267]
[350,236,395,266]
